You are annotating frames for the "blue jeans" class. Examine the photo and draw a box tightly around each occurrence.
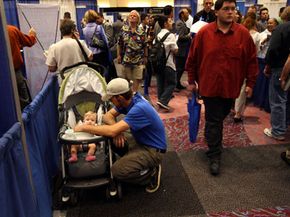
[156,66,176,105]
[269,67,288,136]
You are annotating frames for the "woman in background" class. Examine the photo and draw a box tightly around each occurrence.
[234,12,260,122]
[252,18,279,111]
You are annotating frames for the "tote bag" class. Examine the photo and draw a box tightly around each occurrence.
[188,92,201,143]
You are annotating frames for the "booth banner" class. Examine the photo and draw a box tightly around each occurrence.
[17,3,60,98]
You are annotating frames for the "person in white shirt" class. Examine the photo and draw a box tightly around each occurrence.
[155,15,178,111]
[46,19,93,74]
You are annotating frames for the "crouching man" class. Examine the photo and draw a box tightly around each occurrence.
[74,78,167,193]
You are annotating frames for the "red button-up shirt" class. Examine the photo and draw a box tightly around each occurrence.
[185,22,258,98]
[7,25,36,70]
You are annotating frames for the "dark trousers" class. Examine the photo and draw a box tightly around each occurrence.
[203,97,233,159]
[143,60,153,96]
[175,56,187,87]
[156,66,176,105]
[16,69,32,110]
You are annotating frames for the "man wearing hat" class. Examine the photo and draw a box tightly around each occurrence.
[74,78,167,193]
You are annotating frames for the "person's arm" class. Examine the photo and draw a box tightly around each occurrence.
[101,108,127,147]
[185,36,199,93]
[18,27,37,47]
[102,108,119,125]
[48,65,57,72]
[176,21,191,42]
[80,40,93,61]
[245,33,259,98]
[104,23,114,48]
[280,54,290,90]
[46,45,58,72]
[74,119,129,138]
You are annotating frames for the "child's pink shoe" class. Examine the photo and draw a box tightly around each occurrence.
[85,155,96,162]
[68,154,78,163]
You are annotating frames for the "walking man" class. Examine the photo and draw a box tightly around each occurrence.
[185,0,258,176]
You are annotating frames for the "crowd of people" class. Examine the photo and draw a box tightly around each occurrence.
[6,1,290,193]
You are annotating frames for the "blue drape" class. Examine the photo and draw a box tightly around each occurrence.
[0,10,17,137]
[3,0,19,26]
[253,58,270,112]
[4,0,39,26]
[22,75,60,217]
[0,123,38,217]
[75,0,97,39]
[174,0,197,22]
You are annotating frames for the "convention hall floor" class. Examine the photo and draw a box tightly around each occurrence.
[54,76,290,217]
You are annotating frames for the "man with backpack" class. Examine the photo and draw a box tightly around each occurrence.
[154,15,178,111]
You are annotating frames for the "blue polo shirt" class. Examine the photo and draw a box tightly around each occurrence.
[115,93,167,150]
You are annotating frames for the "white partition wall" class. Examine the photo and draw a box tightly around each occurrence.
[257,0,287,18]
[40,0,76,22]
[17,3,60,97]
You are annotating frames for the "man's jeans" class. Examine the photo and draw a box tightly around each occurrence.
[203,97,233,159]
[156,66,176,105]
[269,67,288,136]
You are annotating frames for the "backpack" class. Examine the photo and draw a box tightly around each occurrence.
[149,32,171,72]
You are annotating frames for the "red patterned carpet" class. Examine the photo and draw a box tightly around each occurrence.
[163,113,252,152]
[146,81,290,152]
[208,206,290,216]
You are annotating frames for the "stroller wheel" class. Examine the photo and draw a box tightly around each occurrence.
[106,182,122,200]
[117,182,122,199]
[69,191,79,206]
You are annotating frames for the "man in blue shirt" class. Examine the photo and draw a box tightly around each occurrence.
[74,78,167,193]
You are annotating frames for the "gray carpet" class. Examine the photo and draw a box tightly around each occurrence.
[179,144,290,213]
[66,151,205,217]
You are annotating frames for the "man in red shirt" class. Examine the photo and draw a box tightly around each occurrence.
[7,25,36,110]
[185,0,258,176]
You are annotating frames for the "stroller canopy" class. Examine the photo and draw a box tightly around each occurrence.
[58,64,107,106]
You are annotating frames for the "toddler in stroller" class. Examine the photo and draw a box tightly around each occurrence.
[69,111,98,163]
[56,62,122,203]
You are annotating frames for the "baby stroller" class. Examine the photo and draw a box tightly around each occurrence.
[57,62,122,205]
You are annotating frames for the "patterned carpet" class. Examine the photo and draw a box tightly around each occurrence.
[163,112,252,152]
[207,206,290,216]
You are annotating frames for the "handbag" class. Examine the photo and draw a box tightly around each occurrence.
[187,92,201,143]
[90,25,105,48]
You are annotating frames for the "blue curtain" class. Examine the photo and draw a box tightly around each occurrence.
[22,75,60,217]
[0,10,17,137]
[3,0,19,26]
[174,0,197,21]
[3,0,39,26]
[75,0,97,39]
[0,123,39,217]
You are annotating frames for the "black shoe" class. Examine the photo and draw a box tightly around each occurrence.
[281,152,290,166]
[209,159,220,176]
[145,164,161,193]
[233,117,243,123]
[176,84,186,90]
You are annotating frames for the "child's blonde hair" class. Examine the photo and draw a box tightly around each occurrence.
[84,111,97,121]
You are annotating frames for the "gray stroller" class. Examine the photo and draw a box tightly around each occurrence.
[57,62,122,205]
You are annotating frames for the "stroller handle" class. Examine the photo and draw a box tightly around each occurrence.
[60,62,106,80]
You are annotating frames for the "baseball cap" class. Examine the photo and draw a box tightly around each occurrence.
[102,78,130,101]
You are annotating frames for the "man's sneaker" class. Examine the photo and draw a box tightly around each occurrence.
[145,164,161,193]
[263,128,285,141]
[157,101,170,111]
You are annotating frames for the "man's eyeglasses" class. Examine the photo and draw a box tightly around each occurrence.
[221,7,236,11]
